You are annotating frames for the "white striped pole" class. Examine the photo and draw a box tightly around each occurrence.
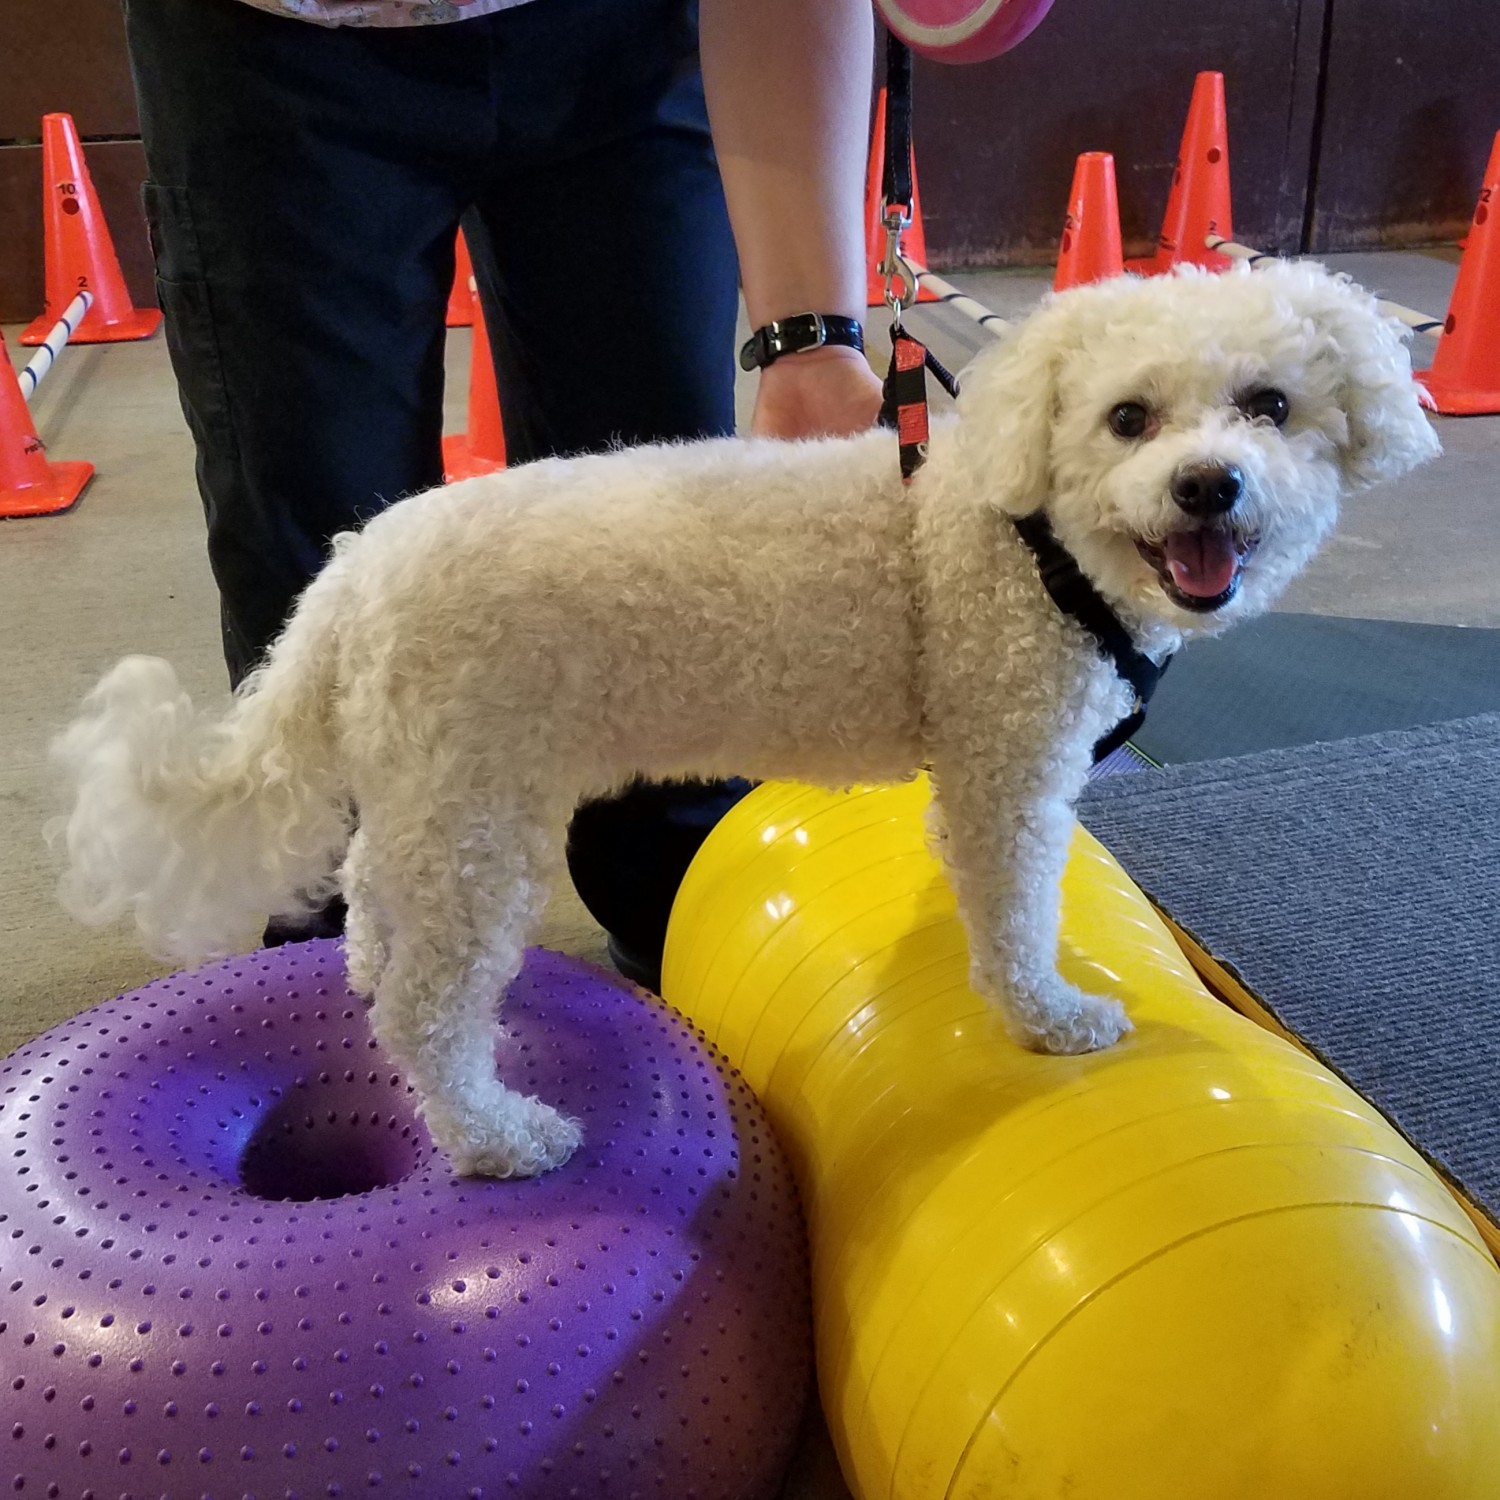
[1205,236,1445,336]
[899,239,1447,355]
[17,290,94,402]
[908,261,1012,337]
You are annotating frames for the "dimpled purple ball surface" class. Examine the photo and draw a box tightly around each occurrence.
[0,943,811,1500]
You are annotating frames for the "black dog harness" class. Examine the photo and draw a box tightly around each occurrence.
[880,355,1170,763]
[1010,512,1173,762]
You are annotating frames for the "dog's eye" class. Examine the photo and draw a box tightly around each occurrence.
[1107,401,1152,439]
[1240,388,1290,426]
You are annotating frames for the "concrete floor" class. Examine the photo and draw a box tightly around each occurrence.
[1,249,1494,1500]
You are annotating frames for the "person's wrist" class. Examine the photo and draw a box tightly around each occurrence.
[749,340,884,439]
[761,342,868,368]
[753,342,875,386]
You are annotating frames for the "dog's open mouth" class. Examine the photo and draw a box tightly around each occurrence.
[1135,527,1259,613]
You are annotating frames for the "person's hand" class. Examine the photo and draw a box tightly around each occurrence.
[749,345,885,440]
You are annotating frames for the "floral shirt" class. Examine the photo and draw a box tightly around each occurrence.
[236,0,532,25]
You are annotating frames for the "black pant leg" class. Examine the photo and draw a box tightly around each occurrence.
[463,0,738,459]
[123,0,487,684]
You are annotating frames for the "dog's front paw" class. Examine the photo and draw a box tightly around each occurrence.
[443,1095,584,1179]
[1008,979,1132,1056]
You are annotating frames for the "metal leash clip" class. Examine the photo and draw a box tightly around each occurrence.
[878,203,918,326]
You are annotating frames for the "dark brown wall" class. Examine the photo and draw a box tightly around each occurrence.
[912,0,1328,266]
[2,0,1498,318]
[0,0,140,139]
[1307,0,1500,251]
[0,0,150,320]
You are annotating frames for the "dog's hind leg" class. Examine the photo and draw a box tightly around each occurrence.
[361,806,582,1178]
[342,829,388,1000]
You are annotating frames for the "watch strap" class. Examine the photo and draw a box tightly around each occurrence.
[739,313,865,372]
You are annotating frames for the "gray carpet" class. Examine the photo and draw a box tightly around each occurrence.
[1079,713,1500,1231]
[1133,614,1500,765]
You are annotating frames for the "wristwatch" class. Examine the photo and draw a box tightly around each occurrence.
[738,313,865,372]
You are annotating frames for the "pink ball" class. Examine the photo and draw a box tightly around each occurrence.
[876,0,1057,64]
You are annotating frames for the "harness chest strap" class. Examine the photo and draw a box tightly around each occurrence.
[1010,510,1174,762]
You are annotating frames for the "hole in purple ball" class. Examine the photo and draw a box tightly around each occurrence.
[238,1098,423,1202]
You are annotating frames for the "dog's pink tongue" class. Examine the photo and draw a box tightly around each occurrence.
[1164,529,1238,598]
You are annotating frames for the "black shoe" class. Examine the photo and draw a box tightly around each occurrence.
[568,776,753,990]
[606,934,663,993]
[263,895,347,949]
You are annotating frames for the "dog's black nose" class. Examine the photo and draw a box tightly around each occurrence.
[1171,462,1244,517]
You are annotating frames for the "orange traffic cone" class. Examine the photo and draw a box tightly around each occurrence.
[1126,72,1234,276]
[442,290,506,481]
[21,113,161,346]
[445,230,475,328]
[865,88,938,305]
[0,329,93,518]
[1054,152,1125,291]
[1419,131,1500,416]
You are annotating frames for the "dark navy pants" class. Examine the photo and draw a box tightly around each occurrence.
[124,0,747,973]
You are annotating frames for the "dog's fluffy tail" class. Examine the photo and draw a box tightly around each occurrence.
[49,567,352,962]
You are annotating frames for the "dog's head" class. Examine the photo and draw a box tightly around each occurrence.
[955,260,1440,639]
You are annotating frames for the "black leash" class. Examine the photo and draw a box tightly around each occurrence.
[873,29,1168,760]
[875,32,959,478]
[881,30,915,232]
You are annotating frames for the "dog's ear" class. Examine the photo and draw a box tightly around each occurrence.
[1275,261,1441,490]
[954,297,1074,515]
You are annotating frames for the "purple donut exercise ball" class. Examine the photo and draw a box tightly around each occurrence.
[0,943,811,1499]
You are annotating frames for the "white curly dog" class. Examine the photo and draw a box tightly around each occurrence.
[50,261,1438,1178]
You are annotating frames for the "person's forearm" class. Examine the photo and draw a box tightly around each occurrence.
[699,0,874,328]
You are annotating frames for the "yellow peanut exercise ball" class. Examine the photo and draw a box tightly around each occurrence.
[661,777,1500,1500]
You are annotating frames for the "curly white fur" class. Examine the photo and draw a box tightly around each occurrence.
[48,261,1439,1178]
